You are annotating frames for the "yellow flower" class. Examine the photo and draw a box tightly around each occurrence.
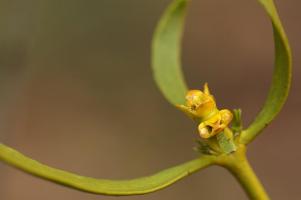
[198,109,233,138]
[177,83,233,139]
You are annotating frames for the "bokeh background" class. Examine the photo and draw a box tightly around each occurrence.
[0,0,300,199]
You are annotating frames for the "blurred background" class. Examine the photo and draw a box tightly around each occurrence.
[0,0,300,199]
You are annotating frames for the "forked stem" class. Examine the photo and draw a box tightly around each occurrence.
[216,145,270,200]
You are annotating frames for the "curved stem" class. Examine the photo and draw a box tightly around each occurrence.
[216,146,270,200]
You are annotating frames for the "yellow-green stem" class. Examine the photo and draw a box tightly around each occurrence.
[216,146,270,200]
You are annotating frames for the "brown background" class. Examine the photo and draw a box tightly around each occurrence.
[0,0,300,199]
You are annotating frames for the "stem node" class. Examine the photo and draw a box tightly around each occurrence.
[216,146,270,200]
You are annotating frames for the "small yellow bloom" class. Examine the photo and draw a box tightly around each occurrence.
[177,83,217,120]
[198,109,233,138]
[177,83,233,139]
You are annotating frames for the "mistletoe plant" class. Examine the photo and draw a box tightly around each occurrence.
[0,0,291,199]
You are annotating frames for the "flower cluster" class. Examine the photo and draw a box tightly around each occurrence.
[177,83,233,139]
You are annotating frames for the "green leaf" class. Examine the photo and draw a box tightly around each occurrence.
[217,129,237,154]
[195,139,219,155]
[0,143,214,195]
[0,1,211,194]
[152,0,189,105]
[240,0,292,144]
[231,109,243,136]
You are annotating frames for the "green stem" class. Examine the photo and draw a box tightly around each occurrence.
[216,146,270,200]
